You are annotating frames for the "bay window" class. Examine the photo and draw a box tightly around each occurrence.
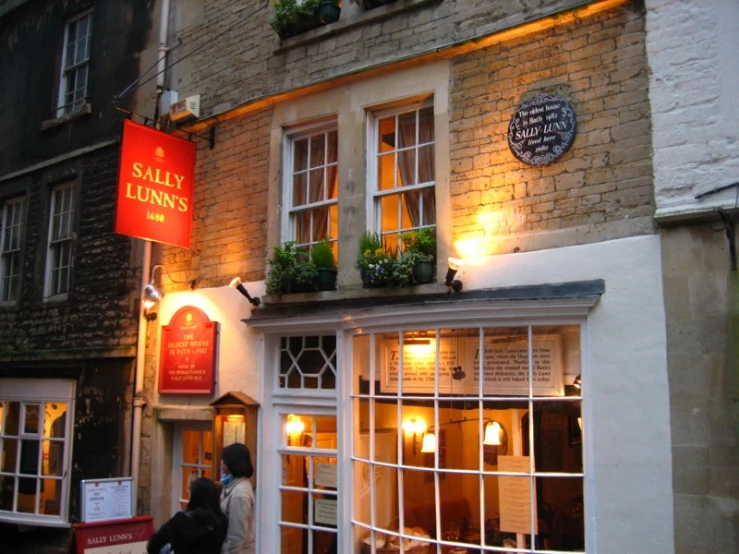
[0,379,75,525]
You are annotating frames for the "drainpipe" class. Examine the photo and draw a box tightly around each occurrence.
[131,0,170,510]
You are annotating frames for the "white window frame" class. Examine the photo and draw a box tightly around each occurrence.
[0,378,75,527]
[366,100,436,248]
[44,183,75,300]
[170,423,214,515]
[0,196,25,303]
[57,10,93,118]
[251,297,597,554]
[280,119,339,251]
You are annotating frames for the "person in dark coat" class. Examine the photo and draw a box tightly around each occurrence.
[147,477,229,554]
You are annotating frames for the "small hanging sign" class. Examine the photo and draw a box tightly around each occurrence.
[159,306,218,394]
[507,94,577,166]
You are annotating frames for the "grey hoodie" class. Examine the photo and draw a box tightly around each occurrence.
[220,477,256,554]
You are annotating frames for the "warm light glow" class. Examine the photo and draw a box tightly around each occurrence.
[142,298,157,310]
[403,338,436,356]
[286,415,305,435]
[448,257,465,271]
[420,432,436,453]
[483,421,502,446]
[226,414,244,423]
[454,237,483,259]
[402,417,427,436]
[577,417,582,431]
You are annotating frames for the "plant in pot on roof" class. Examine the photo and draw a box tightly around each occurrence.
[401,226,437,284]
[266,242,318,295]
[270,0,341,40]
[311,237,337,291]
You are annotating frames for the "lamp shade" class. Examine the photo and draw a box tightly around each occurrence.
[483,421,502,446]
[143,283,164,309]
[420,432,437,453]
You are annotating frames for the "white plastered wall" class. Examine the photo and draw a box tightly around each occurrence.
[646,0,739,217]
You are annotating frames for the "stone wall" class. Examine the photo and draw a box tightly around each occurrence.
[661,224,739,553]
[450,1,653,255]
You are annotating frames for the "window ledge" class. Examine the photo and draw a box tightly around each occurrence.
[274,0,442,52]
[42,292,69,303]
[41,104,92,131]
[263,280,449,305]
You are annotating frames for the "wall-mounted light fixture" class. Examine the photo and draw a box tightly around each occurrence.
[142,265,197,320]
[444,257,464,292]
[419,418,507,455]
[402,417,427,455]
[229,277,261,307]
[286,414,305,447]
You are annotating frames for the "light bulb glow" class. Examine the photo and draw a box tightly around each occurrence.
[420,432,436,453]
[286,415,305,435]
[483,421,502,446]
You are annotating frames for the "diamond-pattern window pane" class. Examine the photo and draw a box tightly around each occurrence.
[278,335,336,390]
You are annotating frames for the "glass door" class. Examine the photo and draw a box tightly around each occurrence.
[172,423,214,513]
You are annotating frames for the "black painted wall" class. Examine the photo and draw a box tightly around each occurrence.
[0,0,154,175]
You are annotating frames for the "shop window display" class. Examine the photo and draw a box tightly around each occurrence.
[352,326,584,553]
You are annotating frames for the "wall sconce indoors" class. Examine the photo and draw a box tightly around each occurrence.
[402,417,427,455]
[445,257,464,292]
[230,277,261,307]
[286,414,305,447]
[419,418,507,455]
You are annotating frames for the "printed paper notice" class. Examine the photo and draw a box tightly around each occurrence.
[314,498,337,526]
[315,462,337,488]
[498,456,538,535]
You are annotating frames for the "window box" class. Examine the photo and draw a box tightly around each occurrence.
[270,0,341,39]
[267,242,319,295]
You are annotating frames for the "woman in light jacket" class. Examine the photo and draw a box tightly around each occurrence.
[220,443,256,554]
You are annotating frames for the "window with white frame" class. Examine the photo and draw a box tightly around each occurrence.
[57,11,92,117]
[369,101,436,253]
[45,183,75,298]
[283,122,339,259]
[352,325,584,553]
[172,425,215,513]
[0,379,75,525]
[0,197,25,302]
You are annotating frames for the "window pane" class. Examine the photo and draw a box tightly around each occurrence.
[294,139,309,172]
[40,479,62,515]
[43,402,67,439]
[380,195,399,233]
[537,477,584,551]
[309,135,325,168]
[0,475,14,510]
[418,144,434,184]
[327,131,338,163]
[530,400,582,473]
[397,112,417,149]
[378,116,395,153]
[24,405,40,435]
[43,440,64,477]
[17,477,37,512]
[2,438,18,471]
[4,401,20,435]
[398,149,416,186]
[377,153,395,191]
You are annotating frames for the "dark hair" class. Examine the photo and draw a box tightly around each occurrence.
[187,477,223,515]
[221,443,254,478]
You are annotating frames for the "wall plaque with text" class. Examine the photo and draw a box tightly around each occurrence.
[508,94,577,166]
[159,306,218,394]
[380,336,562,395]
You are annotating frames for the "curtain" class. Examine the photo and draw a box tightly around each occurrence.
[396,108,435,228]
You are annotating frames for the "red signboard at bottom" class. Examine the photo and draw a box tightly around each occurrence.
[71,516,154,554]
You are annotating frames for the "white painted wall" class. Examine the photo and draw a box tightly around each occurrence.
[646,0,739,217]
[154,280,265,406]
[463,234,673,553]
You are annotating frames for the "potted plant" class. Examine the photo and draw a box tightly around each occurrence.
[270,0,341,39]
[266,242,319,294]
[311,237,337,291]
[401,226,437,284]
[356,231,414,288]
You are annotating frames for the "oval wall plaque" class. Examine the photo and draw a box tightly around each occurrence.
[507,94,577,166]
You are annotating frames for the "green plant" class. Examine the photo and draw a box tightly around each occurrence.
[267,242,318,294]
[401,226,437,261]
[356,231,414,287]
[270,0,339,37]
[311,237,336,269]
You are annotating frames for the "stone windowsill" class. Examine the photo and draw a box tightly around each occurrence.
[274,0,443,52]
[262,280,449,305]
[41,103,92,131]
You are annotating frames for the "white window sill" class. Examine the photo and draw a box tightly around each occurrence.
[43,292,69,303]
[41,103,92,131]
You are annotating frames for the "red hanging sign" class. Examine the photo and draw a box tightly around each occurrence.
[159,306,218,395]
[115,120,196,248]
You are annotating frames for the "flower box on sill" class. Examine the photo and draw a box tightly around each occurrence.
[271,0,341,39]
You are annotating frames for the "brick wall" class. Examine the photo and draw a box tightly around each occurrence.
[169,0,599,118]
[158,109,272,284]
[449,1,653,253]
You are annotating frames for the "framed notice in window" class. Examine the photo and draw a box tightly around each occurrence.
[380,336,563,395]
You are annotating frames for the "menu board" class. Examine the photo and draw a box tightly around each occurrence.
[498,456,538,535]
[80,478,134,523]
[380,336,562,395]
